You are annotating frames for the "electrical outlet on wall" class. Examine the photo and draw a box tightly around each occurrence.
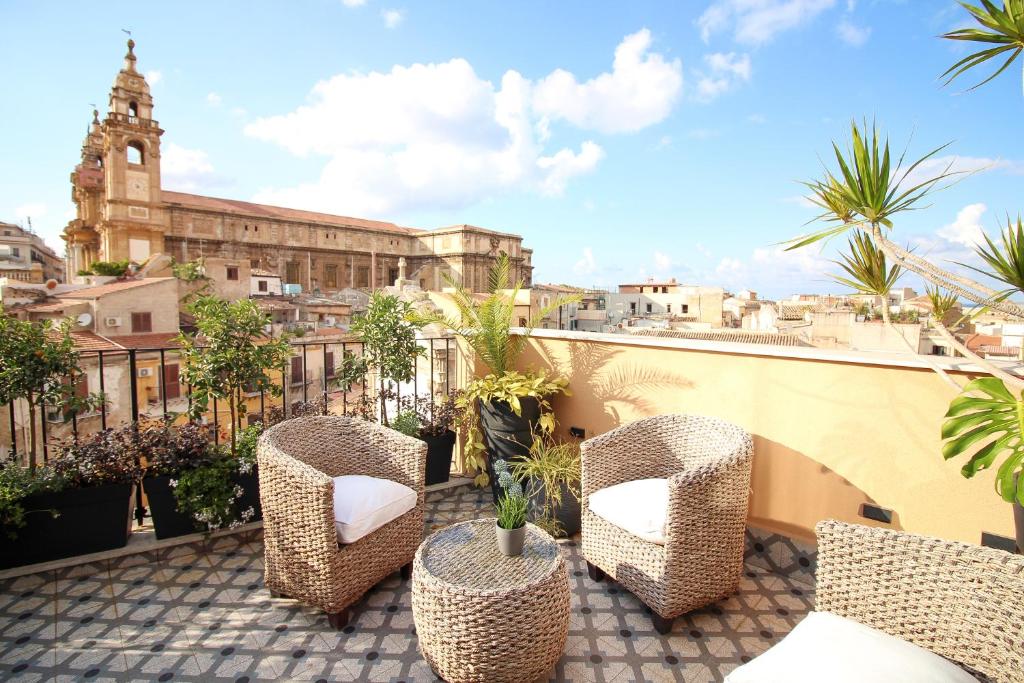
[569,426,585,439]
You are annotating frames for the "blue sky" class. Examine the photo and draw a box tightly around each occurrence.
[1,0,1021,298]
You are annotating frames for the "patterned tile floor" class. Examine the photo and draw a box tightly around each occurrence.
[0,486,814,682]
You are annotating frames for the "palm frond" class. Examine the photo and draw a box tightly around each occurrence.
[830,231,903,296]
[941,0,1024,94]
[959,215,1024,298]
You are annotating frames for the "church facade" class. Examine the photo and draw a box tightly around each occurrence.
[63,41,533,293]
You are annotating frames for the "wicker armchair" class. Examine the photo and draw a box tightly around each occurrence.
[815,520,1024,683]
[581,413,753,634]
[257,415,426,629]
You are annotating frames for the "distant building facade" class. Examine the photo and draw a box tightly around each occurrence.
[63,41,532,295]
[0,221,64,283]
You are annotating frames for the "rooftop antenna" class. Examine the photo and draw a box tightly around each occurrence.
[121,28,132,37]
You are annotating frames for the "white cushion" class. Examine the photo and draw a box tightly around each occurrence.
[724,611,976,683]
[331,475,416,544]
[587,478,669,544]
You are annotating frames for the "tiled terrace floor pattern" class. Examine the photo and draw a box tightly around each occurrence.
[0,486,814,682]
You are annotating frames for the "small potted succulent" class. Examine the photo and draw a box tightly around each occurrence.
[493,459,528,557]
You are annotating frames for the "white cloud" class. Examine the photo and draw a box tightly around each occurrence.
[245,31,674,216]
[532,29,682,134]
[698,0,837,45]
[836,19,871,46]
[747,113,767,124]
[574,247,598,275]
[938,203,987,248]
[382,9,404,28]
[161,143,232,193]
[145,70,162,86]
[206,92,222,107]
[653,251,674,272]
[14,203,47,222]
[342,0,366,6]
[695,51,751,102]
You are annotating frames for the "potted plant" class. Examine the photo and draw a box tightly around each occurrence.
[142,421,218,539]
[512,434,582,538]
[493,459,528,557]
[347,292,425,426]
[395,392,459,486]
[414,253,580,497]
[0,429,141,568]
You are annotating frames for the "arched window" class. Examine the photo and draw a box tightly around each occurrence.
[128,101,139,118]
[127,141,144,165]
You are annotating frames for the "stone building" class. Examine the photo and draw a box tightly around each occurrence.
[0,221,65,283]
[63,41,532,295]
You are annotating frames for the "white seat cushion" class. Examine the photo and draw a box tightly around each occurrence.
[724,611,976,683]
[331,475,416,544]
[587,478,669,544]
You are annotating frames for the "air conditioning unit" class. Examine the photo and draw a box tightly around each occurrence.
[105,316,122,327]
[138,367,152,378]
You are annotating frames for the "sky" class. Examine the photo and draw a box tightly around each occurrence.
[0,0,1021,299]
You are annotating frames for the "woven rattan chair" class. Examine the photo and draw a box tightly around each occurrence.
[814,520,1024,683]
[581,414,753,634]
[257,415,426,629]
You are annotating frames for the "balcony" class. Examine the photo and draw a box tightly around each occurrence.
[0,329,1019,681]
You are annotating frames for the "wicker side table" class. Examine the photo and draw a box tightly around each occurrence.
[412,519,570,683]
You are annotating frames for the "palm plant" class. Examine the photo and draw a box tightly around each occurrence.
[942,0,1024,95]
[965,215,1024,301]
[926,286,961,321]
[831,232,903,323]
[416,252,581,375]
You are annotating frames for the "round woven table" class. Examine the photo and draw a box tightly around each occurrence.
[411,518,570,683]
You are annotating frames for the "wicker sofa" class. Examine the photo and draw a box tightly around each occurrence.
[580,414,753,633]
[257,415,426,629]
[809,520,1024,683]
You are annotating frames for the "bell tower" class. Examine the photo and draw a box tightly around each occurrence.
[96,39,167,264]
[64,109,105,276]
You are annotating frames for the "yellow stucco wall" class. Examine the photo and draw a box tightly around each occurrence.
[515,333,1012,545]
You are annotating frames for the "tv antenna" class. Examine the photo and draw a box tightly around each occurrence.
[121,28,132,37]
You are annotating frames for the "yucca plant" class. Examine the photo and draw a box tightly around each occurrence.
[831,232,903,323]
[926,286,961,321]
[942,0,1024,95]
[416,252,580,375]
[965,215,1024,300]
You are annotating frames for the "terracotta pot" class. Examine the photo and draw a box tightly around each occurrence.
[495,522,526,557]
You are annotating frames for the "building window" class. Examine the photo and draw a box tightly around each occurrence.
[250,259,260,268]
[630,302,636,313]
[646,303,652,313]
[325,351,335,379]
[388,267,399,284]
[357,266,370,288]
[226,266,239,281]
[11,247,19,257]
[286,261,300,284]
[667,304,672,313]
[127,141,145,165]
[662,286,668,294]
[290,356,304,385]
[258,280,268,292]
[325,264,338,289]
[681,304,689,314]
[131,312,152,333]
[519,318,527,326]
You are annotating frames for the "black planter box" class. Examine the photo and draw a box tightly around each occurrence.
[0,483,135,569]
[527,478,582,538]
[479,397,539,501]
[233,470,263,522]
[420,430,456,486]
[144,475,199,540]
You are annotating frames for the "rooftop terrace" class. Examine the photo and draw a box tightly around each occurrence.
[0,485,814,682]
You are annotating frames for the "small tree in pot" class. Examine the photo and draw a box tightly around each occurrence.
[348,292,425,426]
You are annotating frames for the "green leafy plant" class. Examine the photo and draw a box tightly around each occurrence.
[942,377,1024,506]
[964,216,1024,300]
[941,0,1024,94]
[391,409,422,438]
[235,423,263,474]
[79,259,131,276]
[456,371,570,486]
[927,287,961,321]
[831,232,904,323]
[349,292,425,425]
[0,316,101,470]
[0,459,62,539]
[511,435,581,537]
[493,459,527,530]
[171,258,208,282]
[171,456,254,532]
[178,296,292,455]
